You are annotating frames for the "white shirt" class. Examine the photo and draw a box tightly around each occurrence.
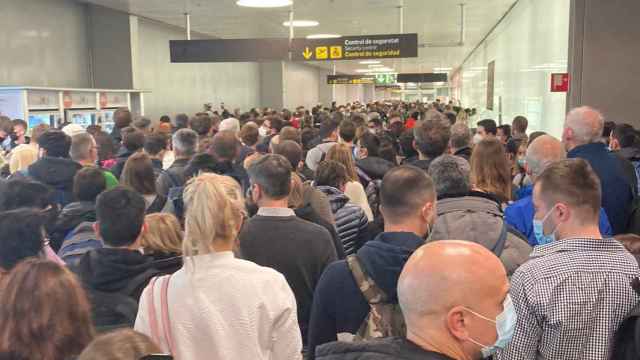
[135,251,302,360]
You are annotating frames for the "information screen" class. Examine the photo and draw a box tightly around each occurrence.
[28,114,53,129]
[70,113,94,129]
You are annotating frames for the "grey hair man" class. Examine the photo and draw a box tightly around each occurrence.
[428,155,531,275]
[504,135,613,246]
[563,106,634,234]
[427,155,471,197]
[156,128,198,197]
[449,122,472,161]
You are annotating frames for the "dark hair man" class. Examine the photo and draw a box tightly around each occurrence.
[75,186,181,330]
[143,133,168,178]
[498,159,640,359]
[475,119,497,143]
[497,124,511,145]
[306,117,339,172]
[239,154,337,346]
[26,129,82,207]
[308,166,437,359]
[410,111,451,173]
[110,127,145,180]
[0,209,47,274]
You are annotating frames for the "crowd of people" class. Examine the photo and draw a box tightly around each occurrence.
[0,99,639,360]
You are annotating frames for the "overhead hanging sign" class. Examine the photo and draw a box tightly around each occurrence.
[397,73,448,83]
[327,75,376,85]
[375,73,398,85]
[170,38,290,63]
[291,33,418,62]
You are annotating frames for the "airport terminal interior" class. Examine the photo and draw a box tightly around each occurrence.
[2,0,640,360]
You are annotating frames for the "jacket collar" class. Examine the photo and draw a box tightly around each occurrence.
[436,195,503,217]
[530,237,626,259]
[567,142,608,158]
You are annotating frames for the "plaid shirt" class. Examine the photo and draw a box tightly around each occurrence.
[496,237,640,360]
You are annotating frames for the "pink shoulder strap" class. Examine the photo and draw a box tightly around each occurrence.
[146,275,175,354]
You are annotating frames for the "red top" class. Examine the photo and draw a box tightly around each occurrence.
[405,117,417,129]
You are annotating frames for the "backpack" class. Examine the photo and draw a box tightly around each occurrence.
[58,222,104,267]
[356,167,382,221]
[346,255,406,340]
[146,195,167,214]
[626,197,640,235]
[610,272,640,359]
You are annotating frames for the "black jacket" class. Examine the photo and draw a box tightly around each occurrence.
[110,148,136,180]
[295,203,345,259]
[356,156,394,186]
[75,248,182,331]
[316,337,454,360]
[50,201,96,252]
[317,186,369,256]
[27,156,82,207]
[407,158,433,173]
[454,147,472,162]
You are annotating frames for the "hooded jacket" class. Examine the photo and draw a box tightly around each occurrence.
[27,156,82,207]
[317,186,369,256]
[428,193,532,275]
[75,248,182,331]
[307,232,423,360]
[356,156,394,186]
[75,248,182,301]
[316,337,454,360]
[50,201,96,252]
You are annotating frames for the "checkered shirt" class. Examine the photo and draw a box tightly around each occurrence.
[496,237,640,360]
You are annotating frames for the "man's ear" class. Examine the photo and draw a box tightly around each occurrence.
[447,306,471,341]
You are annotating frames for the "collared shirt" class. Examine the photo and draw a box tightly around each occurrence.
[504,195,612,246]
[257,207,296,217]
[497,237,640,360]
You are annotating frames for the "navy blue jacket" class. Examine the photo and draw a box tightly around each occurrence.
[307,232,424,360]
[568,142,634,234]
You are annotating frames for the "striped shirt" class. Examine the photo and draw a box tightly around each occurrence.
[497,237,640,360]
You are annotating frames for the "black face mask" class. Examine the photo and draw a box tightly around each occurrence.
[9,132,18,142]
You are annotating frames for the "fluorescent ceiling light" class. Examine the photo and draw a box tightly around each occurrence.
[433,67,452,71]
[368,64,384,68]
[356,68,394,73]
[360,60,380,65]
[306,34,342,39]
[282,20,319,27]
[237,0,292,8]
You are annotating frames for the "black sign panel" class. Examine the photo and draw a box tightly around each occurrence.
[397,73,448,83]
[170,39,289,63]
[327,75,376,85]
[291,34,418,61]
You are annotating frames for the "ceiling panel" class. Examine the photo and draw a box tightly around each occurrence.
[79,0,516,74]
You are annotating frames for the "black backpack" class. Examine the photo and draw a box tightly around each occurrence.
[610,270,640,359]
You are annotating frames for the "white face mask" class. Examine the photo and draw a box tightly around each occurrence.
[473,133,484,145]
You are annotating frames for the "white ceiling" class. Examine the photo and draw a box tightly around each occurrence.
[79,0,516,74]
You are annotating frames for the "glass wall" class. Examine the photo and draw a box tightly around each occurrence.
[457,0,570,137]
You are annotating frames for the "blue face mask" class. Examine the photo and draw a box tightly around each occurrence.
[517,158,526,168]
[533,205,559,246]
[466,295,518,358]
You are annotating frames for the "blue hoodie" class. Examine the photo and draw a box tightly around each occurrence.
[307,232,424,360]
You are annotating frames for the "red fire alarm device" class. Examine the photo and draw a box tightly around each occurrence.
[551,73,569,92]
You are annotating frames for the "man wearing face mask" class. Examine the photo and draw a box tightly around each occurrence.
[316,240,515,360]
[496,159,640,360]
[473,119,497,145]
[504,135,612,246]
[307,166,437,359]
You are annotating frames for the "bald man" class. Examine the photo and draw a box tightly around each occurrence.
[563,106,634,234]
[505,135,612,245]
[316,241,515,359]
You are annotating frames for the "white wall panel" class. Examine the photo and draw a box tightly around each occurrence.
[0,0,90,87]
[136,18,260,120]
[459,0,570,137]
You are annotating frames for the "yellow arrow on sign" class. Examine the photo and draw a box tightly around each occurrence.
[303,47,313,60]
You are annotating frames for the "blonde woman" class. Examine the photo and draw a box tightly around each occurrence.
[135,173,302,360]
[326,144,373,221]
[139,213,183,268]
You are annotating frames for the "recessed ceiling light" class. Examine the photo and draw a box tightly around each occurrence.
[359,60,380,65]
[237,0,292,8]
[306,34,342,39]
[282,20,319,27]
